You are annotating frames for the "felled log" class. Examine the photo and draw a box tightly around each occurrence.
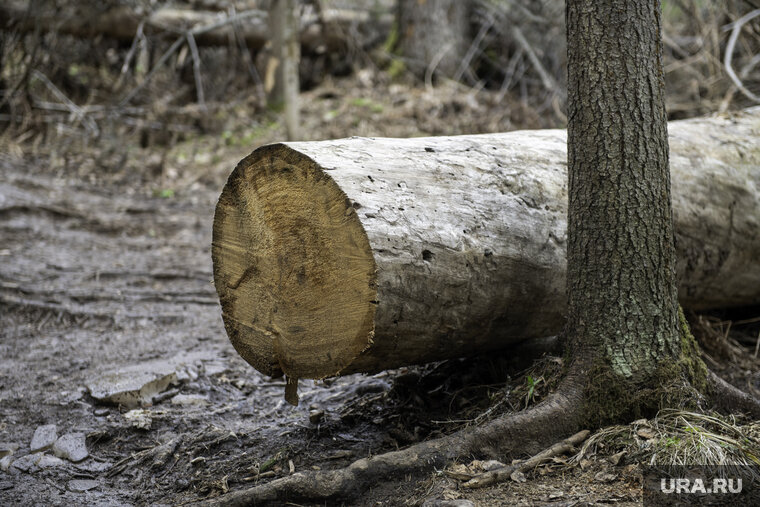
[0,1,391,52]
[212,108,760,382]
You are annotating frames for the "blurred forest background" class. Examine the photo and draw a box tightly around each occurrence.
[1,2,760,504]
[1,0,759,191]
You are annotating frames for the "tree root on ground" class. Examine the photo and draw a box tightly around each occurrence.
[201,362,588,506]
[199,362,760,505]
[462,429,590,489]
[707,369,760,418]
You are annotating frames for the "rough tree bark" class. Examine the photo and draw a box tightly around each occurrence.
[562,0,708,422]
[211,109,760,385]
[396,0,472,80]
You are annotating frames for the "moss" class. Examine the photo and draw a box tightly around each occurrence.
[676,305,708,393]
[387,58,406,79]
[580,305,709,427]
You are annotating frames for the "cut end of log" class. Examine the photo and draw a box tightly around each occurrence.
[212,144,378,380]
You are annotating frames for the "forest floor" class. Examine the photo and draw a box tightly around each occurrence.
[1,74,759,506]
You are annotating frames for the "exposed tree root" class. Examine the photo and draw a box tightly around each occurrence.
[463,430,590,488]
[198,359,759,505]
[708,369,760,418]
[201,361,588,506]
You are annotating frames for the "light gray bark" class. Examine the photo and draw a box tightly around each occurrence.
[214,108,760,377]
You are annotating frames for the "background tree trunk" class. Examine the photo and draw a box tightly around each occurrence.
[397,0,471,80]
[268,0,301,141]
[212,109,760,381]
[566,0,679,382]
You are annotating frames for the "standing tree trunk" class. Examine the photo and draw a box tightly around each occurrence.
[565,0,698,420]
[397,0,471,80]
[268,0,300,141]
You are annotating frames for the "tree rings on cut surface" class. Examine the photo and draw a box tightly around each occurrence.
[212,144,377,379]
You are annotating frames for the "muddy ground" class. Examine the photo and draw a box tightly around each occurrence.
[0,76,757,506]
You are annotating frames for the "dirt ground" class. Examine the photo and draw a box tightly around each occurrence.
[0,76,757,506]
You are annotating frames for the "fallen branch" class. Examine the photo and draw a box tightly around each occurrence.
[724,9,760,104]
[463,430,590,488]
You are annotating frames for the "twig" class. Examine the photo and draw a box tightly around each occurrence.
[453,16,494,84]
[463,430,590,488]
[511,26,558,95]
[30,70,99,134]
[186,32,205,108]
[118,9,264,106]
[425,42,454,90]
[723,9,760,104]
[228,6,266,104]
[118,20,146,86]
[496,48,525,103]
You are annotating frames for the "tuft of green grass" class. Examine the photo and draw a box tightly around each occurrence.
[570,410,760,481]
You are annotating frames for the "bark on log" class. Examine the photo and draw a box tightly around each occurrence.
[0,1,391,52]
[212,108,760,380]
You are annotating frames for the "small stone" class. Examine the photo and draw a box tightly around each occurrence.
[594,471,618,483]
[68,479,99,492]
[170,394,208,406]
[53,433,89,462]
[85,360,181,409]
[30,424,58,452]
[0,442,19,458]
[480,459,505,471]
[421,500,475,507]
[609,450,627,465]
[93,408,109,416]
[124,409,152,430]
[11,454,40,472]
[37,455,65,468]
[309,409,325,424]
[0,456,14,472]
[510,470,527,483]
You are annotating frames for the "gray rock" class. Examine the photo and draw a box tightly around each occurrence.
[0,481,13,490]
[0,442,19,458]
[68,479,99,492]
[37,454,65,468]
[84,353,216,409]
[30,424,58,452]
[421,500,475,507]
[11,454,40,472]
[170,394,208,406]
[85,362,179,409]
[0,455,15,472]
[53,433,89,462]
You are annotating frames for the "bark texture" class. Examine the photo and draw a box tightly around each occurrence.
[212,109,760,381]
[397,0,472,79]
[566,0,678,381]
